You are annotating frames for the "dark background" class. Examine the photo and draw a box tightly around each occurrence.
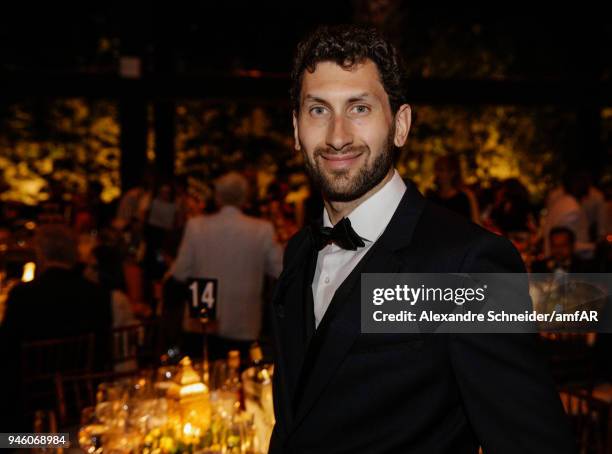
[1,2,611,193]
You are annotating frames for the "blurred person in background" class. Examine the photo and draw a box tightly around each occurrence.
[143,182,178,303]
[590,180,612,272]
[173,177,190,231]
[84,244,146,328]
[541,172,592,259]
[113,173,156,309]
[2,224,111,347]
[426,154,479,223]
[477,179,503,233]
[171,171,283,360]
[570,170,606,241]
[0,224,111,431]
[84,244,151,372]
[599,180,612,241]
[114,172,155,231]
[146,183,177,233]
[73,180,115,233]
[531,226,595,273]
[262,179,299,245]
[488,179,537,268]
[489,178,534,235]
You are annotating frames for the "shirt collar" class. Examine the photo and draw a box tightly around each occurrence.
[323,169,406,243]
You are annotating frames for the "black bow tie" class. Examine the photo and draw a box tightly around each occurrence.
[312,217,366,251]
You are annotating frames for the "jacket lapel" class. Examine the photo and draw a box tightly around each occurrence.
[271,227,317,430]
[291,182,427,429]
[303,248,318,347]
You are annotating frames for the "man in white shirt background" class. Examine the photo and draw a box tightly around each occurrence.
[172,171,283,360]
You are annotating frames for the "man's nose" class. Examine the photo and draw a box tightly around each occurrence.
[325,115,353,151]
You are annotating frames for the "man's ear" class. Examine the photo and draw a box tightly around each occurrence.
[393,104,412,148]
[292,111,301,151]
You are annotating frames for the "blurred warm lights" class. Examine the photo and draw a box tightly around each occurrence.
[182,422,200,438]
[234,69,264,78]
[22,262,36,283]
[1,99,120,206]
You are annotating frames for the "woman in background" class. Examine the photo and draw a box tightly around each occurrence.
[85,244,139,328]
[426,155,479,223]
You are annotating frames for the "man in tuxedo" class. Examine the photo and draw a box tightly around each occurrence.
[269,25,575,453]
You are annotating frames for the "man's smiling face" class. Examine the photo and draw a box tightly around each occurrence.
[294,59,406,202]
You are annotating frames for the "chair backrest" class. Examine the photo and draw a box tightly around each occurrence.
[21,333,96,420]
[110,320,159,371]
[540,332,597,387]
[560,386,612,454]
[22,333,96,382]
[54,370,136,427]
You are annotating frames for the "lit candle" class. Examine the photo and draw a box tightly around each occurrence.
[182,421,202,444]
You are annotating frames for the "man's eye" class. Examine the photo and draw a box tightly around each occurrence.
[309,106,328,116]
[351,105,370,114]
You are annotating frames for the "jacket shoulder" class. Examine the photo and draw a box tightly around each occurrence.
[185,214,206,229]
[412,200,523,272]
[243,214,275,232]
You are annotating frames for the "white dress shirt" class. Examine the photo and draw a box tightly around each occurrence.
[172,206,283,340]
[312,170,406,327]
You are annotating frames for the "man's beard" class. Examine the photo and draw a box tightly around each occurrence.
[302,127,396,202]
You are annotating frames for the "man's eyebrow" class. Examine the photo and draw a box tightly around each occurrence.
[347,92,371,103]
[303,95,330,105]
[303,93,372,104]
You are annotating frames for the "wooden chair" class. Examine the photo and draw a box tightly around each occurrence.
[560,386,612,454]
[110,320,160,372]
[22,333,95,418]
[540,332,597,388]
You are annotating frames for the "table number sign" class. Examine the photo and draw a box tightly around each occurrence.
[186,277,218,321]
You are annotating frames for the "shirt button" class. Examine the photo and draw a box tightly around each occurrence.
[324,276,330,284]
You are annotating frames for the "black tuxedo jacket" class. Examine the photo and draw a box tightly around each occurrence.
[269,182,575,454]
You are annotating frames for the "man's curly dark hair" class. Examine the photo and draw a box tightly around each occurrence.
[290,24,407,116]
